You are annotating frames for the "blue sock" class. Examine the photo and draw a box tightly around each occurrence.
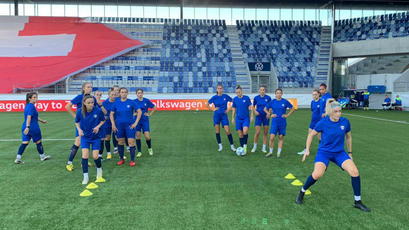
[302,175,317,191]
[17,143,28,156]
[36,142,44,155]
[216,133,221,144]
[112,134,118,148]
[227,134,234,145]
[146,139,151,148]
[99,140,104,156]
[94,157,102,168]
[243,134,248,145]
[130,146,136,161]
[351,176,361,197]
[104,140,111,153]
[82,158,88,173]
[118,145,124,159]
[239,137,244,147]
[125,138,129,148]
[68,145,79,162]
[136,139,141,152]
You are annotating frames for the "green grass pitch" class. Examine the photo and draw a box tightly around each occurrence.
[0,109,408,229]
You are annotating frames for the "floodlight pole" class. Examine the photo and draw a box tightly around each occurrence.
[14,0,18,16]
[180,0,184,21]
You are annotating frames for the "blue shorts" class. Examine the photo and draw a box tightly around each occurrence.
[235,117,250,131]
[255,115,269,126]
[213,112,229,127]
[21,127,42,142]
[103,125,112,137]
[309,119,320,130]
[270,119,287,136]
[314,151,351,169]
[136,120,150,133]
[115,122,136,139]
[81,136,101,150]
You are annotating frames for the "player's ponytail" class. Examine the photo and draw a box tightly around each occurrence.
[26,92,38,104]
[81,95,94,118]
[325,98,341,117]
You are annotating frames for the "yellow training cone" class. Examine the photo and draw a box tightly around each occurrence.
[291,179,303,186]
[86,182,99,190]
[284,173,296,180]
[95,177,106,183]
[305,190,311,195]
[80,189,93,197]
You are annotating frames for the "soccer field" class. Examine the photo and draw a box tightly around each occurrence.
[0,109,408,229]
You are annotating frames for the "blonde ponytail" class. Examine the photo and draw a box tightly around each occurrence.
[325,98,341,117]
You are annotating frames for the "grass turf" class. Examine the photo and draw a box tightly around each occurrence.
[0,109,408,229]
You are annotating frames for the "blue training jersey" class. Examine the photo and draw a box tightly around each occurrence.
[208,94,232,114]
[253,94,272,117]
[22,103,39,129]
[112,98,140,124]
[266,98,293,120]
[314,116,351,153]
[135,98,155,122]
[232,95,252,119]
[75,107,105,139]
[102,98,115,127]
[71,94,99,108]
[320,92,332,117]
[311,99,321,122]
[384,98,391,103]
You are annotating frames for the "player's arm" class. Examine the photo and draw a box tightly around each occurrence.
[231,107,236,124]
[249,105,254,122]
[283,107,295,118]
[65,102,76,118]
[346,131,353,159]
[24,115,31,135]
[302,130,318,162]
[131,109,142,129]
[75,122,84,136]
[110,111,117,132]
[100,104,108,115]
[38,117,48,124]
[148,106,157,117]
[93,120,105,134]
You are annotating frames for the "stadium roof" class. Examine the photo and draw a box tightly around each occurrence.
[9,0,409,9]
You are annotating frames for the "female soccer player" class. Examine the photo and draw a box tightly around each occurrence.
[264,88,295,158]
[206,84,236,152]
[101,89,116,159]
[296,99,370,212]
[298,89,321,155]
[134,88,157,157]
[111,85,120,153]
[251,86,271,153]
[75,95,106,184]
[65,82,97,171]
[14,92,51,164]
[110,87,142,166]
[232,85,253,154]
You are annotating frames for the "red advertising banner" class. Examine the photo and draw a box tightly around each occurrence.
[0,99,297,112]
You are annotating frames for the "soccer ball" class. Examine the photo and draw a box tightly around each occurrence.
[236,147,245,156]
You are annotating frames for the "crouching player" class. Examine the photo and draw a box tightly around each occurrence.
[75,95,106,184]
[296,99,370,212]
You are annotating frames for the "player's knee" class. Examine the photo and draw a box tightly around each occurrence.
[312,170,324,180]
[349,167,359,177]
[278,135,284,140]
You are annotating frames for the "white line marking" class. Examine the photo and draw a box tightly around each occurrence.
[0,138,75,142]
[343,113,409,125]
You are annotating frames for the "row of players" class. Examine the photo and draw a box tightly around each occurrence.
[14,83,370,211]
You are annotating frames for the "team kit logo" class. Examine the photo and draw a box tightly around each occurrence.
[341,126,345,130]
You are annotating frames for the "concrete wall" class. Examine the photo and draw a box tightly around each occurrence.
[333,37,409,58]
[355,74,401,91]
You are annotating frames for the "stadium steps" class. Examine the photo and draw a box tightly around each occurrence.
[227,25,251,93]
[68,23,163,93]
[394,67,409,92]
[314,26,332,88]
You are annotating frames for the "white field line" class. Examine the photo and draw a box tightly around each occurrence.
[0,138,74,142]
[343,113,409,125]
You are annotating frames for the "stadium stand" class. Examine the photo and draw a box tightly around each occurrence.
[334,11,409,42]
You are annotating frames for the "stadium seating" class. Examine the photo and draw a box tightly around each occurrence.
[236,20,321,88]
[334,12,409,42]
